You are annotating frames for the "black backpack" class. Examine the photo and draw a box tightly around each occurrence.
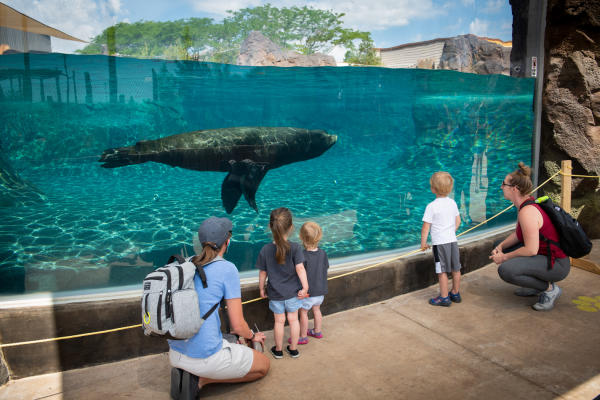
[523,196,593,269]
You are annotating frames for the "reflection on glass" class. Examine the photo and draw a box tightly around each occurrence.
[0,53,534,294]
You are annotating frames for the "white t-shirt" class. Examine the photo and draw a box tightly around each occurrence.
[422,196,459,245]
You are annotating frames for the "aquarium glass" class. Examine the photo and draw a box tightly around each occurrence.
[0,53,534,294]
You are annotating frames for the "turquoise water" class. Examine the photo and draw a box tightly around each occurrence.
[0,53,535,294]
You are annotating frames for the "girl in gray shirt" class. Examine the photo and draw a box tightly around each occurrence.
[256,207,309,359]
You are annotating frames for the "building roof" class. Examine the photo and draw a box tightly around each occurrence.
[377,34,512,52]
[377,37,449,52]
[0,2,86,42]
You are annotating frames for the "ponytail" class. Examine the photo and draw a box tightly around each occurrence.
[269,207,293,264]
[191,232,231,267]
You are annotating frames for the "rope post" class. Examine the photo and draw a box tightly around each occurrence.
[562,159,600,275]
[560,160,572,213]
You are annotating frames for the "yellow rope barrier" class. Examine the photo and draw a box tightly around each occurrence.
[0,324,143,348]
[560,173,600,178]
[0,168,586,349]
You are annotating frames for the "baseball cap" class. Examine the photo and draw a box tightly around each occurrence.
[197,217,232,248]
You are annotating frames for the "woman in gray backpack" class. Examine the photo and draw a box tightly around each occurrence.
[169,217,270,399]
[489,163,570,311]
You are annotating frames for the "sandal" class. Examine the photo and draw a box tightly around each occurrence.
[449,291,462,303]
[307,328,323,339]
[288,337,309,345]
[429,295,451,307]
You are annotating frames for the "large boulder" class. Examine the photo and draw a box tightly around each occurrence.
[236,31,336,67]
[539,0,600,237]
[439,34,510,75]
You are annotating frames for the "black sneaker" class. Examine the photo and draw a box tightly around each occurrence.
[270,346,283,359]
[286,345,300,358]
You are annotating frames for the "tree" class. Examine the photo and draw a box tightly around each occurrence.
[342,32,381,66]
[77,4,381,65]
[224,4,378,60]
[77,18,215,59]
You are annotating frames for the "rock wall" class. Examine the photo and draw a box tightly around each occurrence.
[508,0,529,77]
[0,351,8,386]
[236,31,336,67]
[439,34,511,75]
[540,0,600,238]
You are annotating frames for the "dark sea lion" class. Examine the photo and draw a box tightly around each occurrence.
[99,126,337,213]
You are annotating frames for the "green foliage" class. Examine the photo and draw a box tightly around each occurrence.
[342,33,381,66]
[77,4,380,65]
[77,18,215,59]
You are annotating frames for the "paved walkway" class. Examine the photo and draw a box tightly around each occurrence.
[1,259,600,400]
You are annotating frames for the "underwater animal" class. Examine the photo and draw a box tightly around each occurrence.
[99,126,337,213]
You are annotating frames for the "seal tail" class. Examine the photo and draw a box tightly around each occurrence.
[99,147,144,168]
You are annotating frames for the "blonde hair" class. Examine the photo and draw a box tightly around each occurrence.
[269,207,293,264]
[192,231,232,267]
[300,221,322,249]
[430,171,454,196]
[508,162,533,196]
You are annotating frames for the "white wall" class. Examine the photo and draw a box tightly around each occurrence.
[379,41,445,69]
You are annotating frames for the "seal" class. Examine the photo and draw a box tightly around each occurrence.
[99,126,337,213]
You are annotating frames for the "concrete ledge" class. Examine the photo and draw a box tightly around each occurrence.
[0,230,507,379]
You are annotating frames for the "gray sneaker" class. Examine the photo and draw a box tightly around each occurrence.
[514,287,541,297]
[532,284,562,311]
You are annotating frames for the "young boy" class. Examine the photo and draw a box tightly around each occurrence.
[421,171,462,306]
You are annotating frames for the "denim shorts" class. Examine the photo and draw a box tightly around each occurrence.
[269,296,303,314]
[301,295,324,310]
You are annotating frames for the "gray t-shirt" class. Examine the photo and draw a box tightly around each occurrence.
[303,248,329,296]
[256,241,305,300]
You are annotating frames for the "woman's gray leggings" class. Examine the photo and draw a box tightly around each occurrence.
[498,255,570,291]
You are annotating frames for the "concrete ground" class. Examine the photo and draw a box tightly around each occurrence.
[1,261,599,400]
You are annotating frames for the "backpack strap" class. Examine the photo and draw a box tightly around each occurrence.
[193,258,223,289]
[202,297,223,320]
[520,199,535,209]
[220,297,231,333]
[195,264,209,288]
[167,254,186,264]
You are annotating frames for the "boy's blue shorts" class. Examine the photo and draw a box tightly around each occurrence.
[301,295,324,310]
[269,297,303,314]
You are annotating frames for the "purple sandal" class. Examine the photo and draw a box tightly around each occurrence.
[288,337,309,345]
[307,329,323,339]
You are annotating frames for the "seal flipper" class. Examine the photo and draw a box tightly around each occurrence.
[221,172,243,214]
[240,162,267,212]
[221,160,267,214]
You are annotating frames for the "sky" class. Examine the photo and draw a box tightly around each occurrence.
[3,0,513,61]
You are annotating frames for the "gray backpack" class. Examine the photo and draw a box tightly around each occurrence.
[141,255,220,340]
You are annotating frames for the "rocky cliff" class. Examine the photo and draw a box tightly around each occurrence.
[439,34,511,75]
[236,31,336,67]
[540,0,600,237]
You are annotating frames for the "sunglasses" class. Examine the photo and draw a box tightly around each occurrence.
[501,181,516,187]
